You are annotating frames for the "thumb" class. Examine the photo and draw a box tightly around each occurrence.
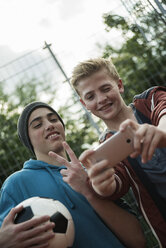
[79,149,94,169]
[120,119,138,132]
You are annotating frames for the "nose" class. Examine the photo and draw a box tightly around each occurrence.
[45,120,54,131]
[97,92,107,104]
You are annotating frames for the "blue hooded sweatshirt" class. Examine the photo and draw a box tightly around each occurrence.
[0,159,125,248]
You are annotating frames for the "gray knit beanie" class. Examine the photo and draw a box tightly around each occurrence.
[17,101,65,155]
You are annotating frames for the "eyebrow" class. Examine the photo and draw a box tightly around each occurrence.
[29,112,57,126]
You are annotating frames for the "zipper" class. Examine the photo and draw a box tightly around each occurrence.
[124,166,162,248]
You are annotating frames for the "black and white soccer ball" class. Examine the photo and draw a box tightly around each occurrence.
[14,197,75,248]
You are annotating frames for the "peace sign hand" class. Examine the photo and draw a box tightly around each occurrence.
[49,142,91,196]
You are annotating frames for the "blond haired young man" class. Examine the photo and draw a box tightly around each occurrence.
[71,57,166,247]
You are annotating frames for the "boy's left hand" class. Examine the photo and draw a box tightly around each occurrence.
[120,119,166,163]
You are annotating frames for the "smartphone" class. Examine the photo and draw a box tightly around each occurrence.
[88,127,134,167]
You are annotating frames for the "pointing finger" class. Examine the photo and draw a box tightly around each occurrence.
[2,205,24,226]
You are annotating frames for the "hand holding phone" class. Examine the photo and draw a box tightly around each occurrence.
[87,127,134,167]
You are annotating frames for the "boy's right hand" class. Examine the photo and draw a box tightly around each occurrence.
[0,205,55,248]
[79,151,117,197]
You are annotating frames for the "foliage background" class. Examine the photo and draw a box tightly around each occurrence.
[102,0,166,103]
[0,1,165,246]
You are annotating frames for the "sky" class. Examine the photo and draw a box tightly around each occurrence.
[0,0,125,75]
[0,0,129,134]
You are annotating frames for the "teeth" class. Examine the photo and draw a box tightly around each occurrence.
[101,105,110,110]
[101,106,108,110]
[48,134,58,139]
[100,103,112,111]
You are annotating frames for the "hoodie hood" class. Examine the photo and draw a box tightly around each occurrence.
[23,159,75,208]
[23,158,66,170]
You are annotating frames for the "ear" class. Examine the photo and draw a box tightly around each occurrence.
[118,79,124,94]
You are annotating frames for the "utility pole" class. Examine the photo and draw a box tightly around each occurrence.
[43,41,101,135]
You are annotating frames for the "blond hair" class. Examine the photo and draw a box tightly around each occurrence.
[71,57,120,94]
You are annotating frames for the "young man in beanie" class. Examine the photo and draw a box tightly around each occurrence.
[70,57,166,247]
[0,101,145,248]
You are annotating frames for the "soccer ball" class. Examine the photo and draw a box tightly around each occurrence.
[14,197,75,248]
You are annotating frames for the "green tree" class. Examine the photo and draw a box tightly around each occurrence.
[102,1,166,103]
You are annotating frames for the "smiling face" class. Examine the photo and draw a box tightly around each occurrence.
[77,69,125,124]
[28,107,65,161]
